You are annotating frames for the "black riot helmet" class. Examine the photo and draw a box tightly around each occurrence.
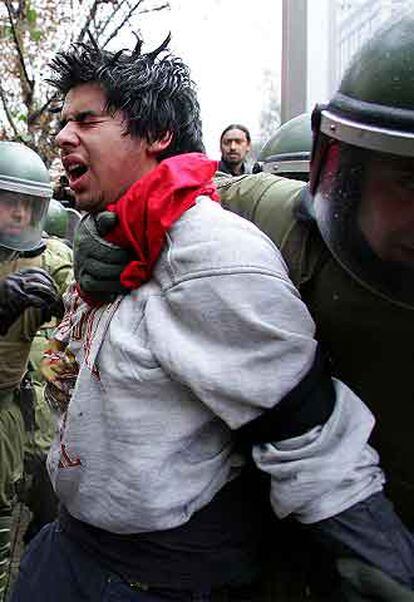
[310,16,414,310]
[254,113,312,181]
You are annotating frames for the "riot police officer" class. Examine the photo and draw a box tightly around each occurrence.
[219,16,414,598]
[253,112,312,181]
[44,198,81,248]
[219,13,414,514]
[0,142,72,599]
[23,197,78,544]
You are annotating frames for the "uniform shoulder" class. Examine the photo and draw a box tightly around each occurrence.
[216,172,307,249]
[43,236,74,293]
[44,236,73,264]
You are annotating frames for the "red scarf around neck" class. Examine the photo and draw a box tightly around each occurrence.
[104,152,219,290]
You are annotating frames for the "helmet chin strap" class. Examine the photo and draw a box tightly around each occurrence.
[0,248,19,262]
[0,240,46,262]
[19,239,47,258]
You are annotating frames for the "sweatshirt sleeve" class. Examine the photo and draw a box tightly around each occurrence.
[253,380,384,523]
[147,264,318,429]
[146,228,384,523]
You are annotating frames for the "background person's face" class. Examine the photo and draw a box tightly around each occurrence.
[56,83,158,213]
[359,157,414,265]
[220,128,250,167]
[0,195,32,236]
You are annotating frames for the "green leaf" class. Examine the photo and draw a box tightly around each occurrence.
[30,29,42,42]
[27,7,37,25]
[18,114,27,123]
[2,25,13,38]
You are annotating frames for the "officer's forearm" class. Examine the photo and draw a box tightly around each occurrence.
[252,377,414,590]
[0,307,22,336]
[308,492,414,589]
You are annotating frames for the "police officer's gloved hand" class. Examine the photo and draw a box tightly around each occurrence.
[42,296,65,324]
[0,267,60,336]
[73,212,130,302]
[307,492,414,599]
[337,558,414,601]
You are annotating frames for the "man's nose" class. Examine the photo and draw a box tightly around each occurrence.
[12,203,25,217]
[56,122,79,149]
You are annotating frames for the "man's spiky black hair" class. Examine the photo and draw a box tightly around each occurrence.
[48,34,205,160]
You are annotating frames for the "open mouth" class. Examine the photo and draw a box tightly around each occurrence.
[67,163,88,182]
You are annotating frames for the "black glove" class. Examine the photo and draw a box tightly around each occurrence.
[0,267,60,335]
[73,212,130,302]
[307,492,414,593]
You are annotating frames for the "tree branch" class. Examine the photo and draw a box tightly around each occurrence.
[3,0,34,97]
[100,0,143,46]
[101,1,168,48]
[76,0,100,43]
[94,0,134,39]
[135,2,169,16]
[27,93,58,126]
[0,82,21,139]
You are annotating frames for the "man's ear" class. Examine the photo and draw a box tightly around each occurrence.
[148,132,173,156]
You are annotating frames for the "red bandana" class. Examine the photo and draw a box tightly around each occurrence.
[104,152,219,290]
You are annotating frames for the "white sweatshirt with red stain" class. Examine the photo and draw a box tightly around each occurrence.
[47,197,384,534]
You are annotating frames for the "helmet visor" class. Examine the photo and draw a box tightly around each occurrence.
[314,139,414,309]
[262,153,310,181]
[0,190,49,252]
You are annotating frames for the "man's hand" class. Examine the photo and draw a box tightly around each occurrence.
[73,212,130,301]
[338,558,414,601]
[0,268,60,335]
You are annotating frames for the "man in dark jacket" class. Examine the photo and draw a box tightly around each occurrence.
[218,123,251,176]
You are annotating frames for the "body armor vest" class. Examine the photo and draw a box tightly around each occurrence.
[283,218,414,526]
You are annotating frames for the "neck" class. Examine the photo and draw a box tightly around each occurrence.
[222,159,244,176]
[231,163,244,176]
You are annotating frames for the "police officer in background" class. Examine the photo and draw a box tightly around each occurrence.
[44,198,81,249]
[23,197,77,543]
[252,112,312,182]
[0,142,72,599]
[53,174,76,208]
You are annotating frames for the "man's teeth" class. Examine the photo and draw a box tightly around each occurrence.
[68,164,86,177]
